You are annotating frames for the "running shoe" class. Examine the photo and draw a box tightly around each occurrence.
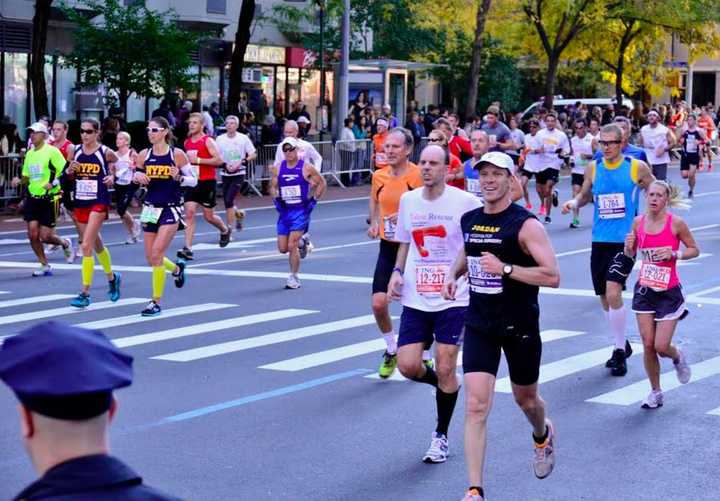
[674,348,691,384]
[688,190,694,199]
[461,488,484,501]
[174,258,186,288]
[70,292,90,308]
[141,300,162,317]
[133,219,142,240]
[219,228,232,248]
[125,232,138,244]
[177,247,194,260]
[285,274,301,289]
[235,209,245,230]
[32,264,52,277]
[298,234,308,259]
[552,189,559,207]
[544,216,551,224]
[569,218,580,229]
[606,340,633,368]
[609,348,627,376]
[62,238,75,264]
[641,389,664,409]
[45,243,61,255]
[108,272,121,302]
[378,351,398,379]
[538,205,546,216]
[423,432,449,464]
[423,358,435,371]
[533,419,556,479]
[525,203,533,210]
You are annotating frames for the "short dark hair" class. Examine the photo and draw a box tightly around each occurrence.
[344,117,354,127]
[388,126,414,149]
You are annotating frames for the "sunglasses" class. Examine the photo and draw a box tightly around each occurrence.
[80,129,96,135]
[428,137,443,143]
[146,127,165,133]
[282,146,296,153]
[598,140,622,147]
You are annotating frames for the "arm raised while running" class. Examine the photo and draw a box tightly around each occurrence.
[387,243,410,301]
[174,149,197,187]
[441,248,468,301]
[673,215,699,260]
[507,218,560,288]
[561,161,595,213]
[304,163,327,200]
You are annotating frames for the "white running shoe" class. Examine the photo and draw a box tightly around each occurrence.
[422,432,449,464]
[32,264,52,277]
[45,242,61,255]
[674,349,691,384]
[62,238,75,264]
[461,489,484,501]
[641,389,664,409]
[234,208,246,230]
[285,274,301,289]
[533,419,556,479]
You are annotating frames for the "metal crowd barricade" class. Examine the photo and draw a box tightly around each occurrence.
[0,155,23,208]
[333,139,373,188]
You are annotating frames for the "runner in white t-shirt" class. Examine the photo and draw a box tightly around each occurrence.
[216,116,257,230]
[387,144,482,465]
[569,119,594,228]
[639,109,676,181]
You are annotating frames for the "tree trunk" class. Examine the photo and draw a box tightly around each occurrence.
[228,0,256,115]
[119,88,129,119]
[543,54,560,110]
[615,21,637,109]
[30,0,53,120]
[465,0,492,118]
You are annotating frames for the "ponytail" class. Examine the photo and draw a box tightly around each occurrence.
[651,180,691,210]
[149,116,174,146]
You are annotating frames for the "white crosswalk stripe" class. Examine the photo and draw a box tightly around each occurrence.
[0,297,147,327]
[153,315,378,362]
[706,406,720,416]
[191,237,277,251]
[77,303,236,330]
[116,309,318,348]
[262,338,385,372]
[0,293,75,309]
[587,355,720,405]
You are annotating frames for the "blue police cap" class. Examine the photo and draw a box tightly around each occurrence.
[0,321,133,420]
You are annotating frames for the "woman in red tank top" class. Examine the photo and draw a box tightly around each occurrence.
[624,181,699,409]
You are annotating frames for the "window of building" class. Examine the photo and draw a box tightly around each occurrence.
[207,0,226,14]
[55,58,76,121]
[201,66,221,109]
[4,53,28,129]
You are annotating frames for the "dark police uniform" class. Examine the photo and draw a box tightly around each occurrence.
[0,321,181,501]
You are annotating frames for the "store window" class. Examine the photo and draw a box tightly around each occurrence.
[4,53,28,129]
[300,69,320,132]
[126,95,145,123]
[55,58,76,121]
[28,56,53,122]
[275,66,287,117]
[260,66,275,119]
[287,68,300,111]
[201,66,221,109]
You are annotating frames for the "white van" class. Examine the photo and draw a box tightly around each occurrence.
[520,97,635,122]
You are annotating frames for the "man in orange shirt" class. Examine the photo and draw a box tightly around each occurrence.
[368,127,423,378]
[372,118,390,170]
[698,108,716,170]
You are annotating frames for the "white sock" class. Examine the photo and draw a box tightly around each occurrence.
[382,332,397,354]
[422,350,432,361]
[608,306,627,350]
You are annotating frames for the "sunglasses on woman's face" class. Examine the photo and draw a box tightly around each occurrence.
[146,127,165,133]
[428,137,443,143]
[282,146,296,153]
[80,129,96,135]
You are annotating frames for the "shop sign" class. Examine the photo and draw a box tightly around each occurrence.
[244,44,286,65]
[286,47,318,68]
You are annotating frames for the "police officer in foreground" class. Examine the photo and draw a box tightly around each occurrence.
[0,321,180,500]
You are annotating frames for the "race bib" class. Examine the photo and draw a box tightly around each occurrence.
[115,160,133,185]
[383,216,397,240]
[597,193,625,219]
[75,180,98,200]
[28,164,43,181]
[639,262,671,291]
[467,256,503,294]
[686,136,697,153]
[415,265,448,295]
[640,246,672,263]
[466,178,482,198]
[140,205,163,224]
[280,185,302,203]
[186,150,199,177]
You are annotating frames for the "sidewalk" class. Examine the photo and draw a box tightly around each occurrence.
[0,184,371,233]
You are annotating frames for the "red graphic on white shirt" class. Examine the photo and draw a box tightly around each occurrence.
[411,225,447,257]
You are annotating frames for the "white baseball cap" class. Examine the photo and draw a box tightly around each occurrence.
[297,116,310,124]
[27,122,48,134]
[477,151,514,172]
[280,137,300,149]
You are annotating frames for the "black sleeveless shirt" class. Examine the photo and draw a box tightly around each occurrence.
[461,203,539,332]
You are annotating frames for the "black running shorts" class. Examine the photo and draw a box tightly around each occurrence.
[184,180,217,208]
[571,173,585,186]
[536,168,559,185]
[23,196,58,228]
[372,239,400,295]
[590,242,632,296]
[462,324,542,386]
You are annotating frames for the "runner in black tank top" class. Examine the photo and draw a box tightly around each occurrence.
[679,115,706,198]
[442,152,560,501]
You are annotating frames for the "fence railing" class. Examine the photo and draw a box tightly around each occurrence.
[0,155,23,205]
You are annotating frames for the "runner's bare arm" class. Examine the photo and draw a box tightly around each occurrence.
[510,174,523,202]
[562,161,594,213]
[512,218,560,288]
[388,243,409,301]
[367,195,379,239]
[174,149,197,187]
[624,217,641,256]
[270,166,279,199]
[448,247,468,281]
[673,216,699,260]
[635,161,655,190]
[202,138,225,166]
[305,164,327,199]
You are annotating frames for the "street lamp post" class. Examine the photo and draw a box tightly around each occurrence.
[316,0,326,141]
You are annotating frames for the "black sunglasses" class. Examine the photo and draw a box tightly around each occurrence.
[80,129,96,134]
[428,137,443,143]
[282,146,296,152]
[598,140,622,147]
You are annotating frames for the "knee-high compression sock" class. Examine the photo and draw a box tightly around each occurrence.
[163,257,177,273]
[435,388,460,436]
[81,256,95,287]
[412,366,438,387]
[96,247,113,275]
[608,305,627,350]
[152,266,166,300]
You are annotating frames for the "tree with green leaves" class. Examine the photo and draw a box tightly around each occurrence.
[228,0,256,115]
[61,0,205,115]
[466,0,493,118]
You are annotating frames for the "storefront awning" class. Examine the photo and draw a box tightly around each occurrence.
[348,59,447,71]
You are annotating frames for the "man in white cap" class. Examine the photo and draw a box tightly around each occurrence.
[382,103,399,129]
[443,151,560,501]
[11,123,74,277]
[639,109,676,180]
[273,119,323,171]
[271,137,326,289]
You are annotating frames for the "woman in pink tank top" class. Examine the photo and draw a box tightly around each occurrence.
[624,180,699,409]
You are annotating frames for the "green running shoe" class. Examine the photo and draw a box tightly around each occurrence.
[423,358,435,371]
[378,351,398,379]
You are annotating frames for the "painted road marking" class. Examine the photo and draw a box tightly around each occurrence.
[0,293,74,309]
[77,303,236,330]
[114,309,317,348]
[706,406,720,416]
[153,314,379,362]
[587,355,720,405]
[190,237,277,251]
[496,343,644,393]
[262,338,385,372]
[0,297,147,327]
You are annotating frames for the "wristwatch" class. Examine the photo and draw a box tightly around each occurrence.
[502,264,513,276]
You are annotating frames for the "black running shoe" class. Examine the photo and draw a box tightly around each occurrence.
[610,349,627,376]
[606,340,633,368]
[552,189,559,207]
[544,216,551,224]
[219,228,231,248]
[141,300,162,317]
[174,258,186,288]
[177,247,194,260]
